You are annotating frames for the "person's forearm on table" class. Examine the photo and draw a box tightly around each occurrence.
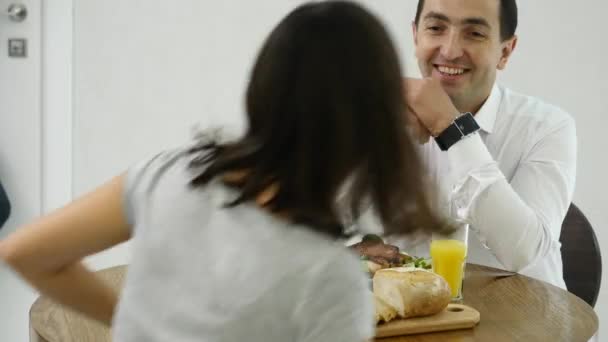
[461,178,557,271]
[2,254,118,325]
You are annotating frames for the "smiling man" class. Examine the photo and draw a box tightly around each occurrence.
[400,0,577,289]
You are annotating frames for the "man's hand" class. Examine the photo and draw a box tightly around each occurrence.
[406,108,431,144]
[404,77,460,136]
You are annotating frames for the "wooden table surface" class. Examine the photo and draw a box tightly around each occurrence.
[380,264,598,342]
[30,264,598,342]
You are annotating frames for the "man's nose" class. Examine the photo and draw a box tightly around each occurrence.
[439,31,464,61]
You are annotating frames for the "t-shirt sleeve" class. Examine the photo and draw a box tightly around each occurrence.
[122,127,241,235]
[293,251,375,342]
[122,145,193,231]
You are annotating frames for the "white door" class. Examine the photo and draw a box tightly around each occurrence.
[0,1,42,342]
[0,0,42,232]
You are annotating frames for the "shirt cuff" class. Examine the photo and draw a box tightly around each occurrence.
[447,133,494,181]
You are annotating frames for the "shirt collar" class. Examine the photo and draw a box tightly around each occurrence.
[473,84,502,134]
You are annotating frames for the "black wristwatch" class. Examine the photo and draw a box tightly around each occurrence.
[434,112,480,151]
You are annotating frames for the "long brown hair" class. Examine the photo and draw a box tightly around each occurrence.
[189,1,447,238]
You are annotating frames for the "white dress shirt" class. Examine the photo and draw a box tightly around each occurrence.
[359,84,577,289]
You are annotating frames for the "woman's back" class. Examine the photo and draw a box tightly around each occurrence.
[112,147,374,341]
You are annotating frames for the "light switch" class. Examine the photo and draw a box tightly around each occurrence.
[8,38,27,58]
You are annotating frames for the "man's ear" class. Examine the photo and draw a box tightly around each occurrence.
[412,21,418,45]
[497,35,517,70]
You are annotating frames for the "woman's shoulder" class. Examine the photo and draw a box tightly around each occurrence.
[127,126,241,188]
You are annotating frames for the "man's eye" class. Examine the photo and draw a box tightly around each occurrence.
[471,32,486,38]
[426,26,443,32]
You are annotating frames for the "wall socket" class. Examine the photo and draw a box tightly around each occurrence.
[8,39,27,58]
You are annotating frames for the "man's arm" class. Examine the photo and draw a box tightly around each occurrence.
[0,180,10,228]
[447,120,576,271]
[403,77,576,272]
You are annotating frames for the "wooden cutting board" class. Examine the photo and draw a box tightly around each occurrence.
[375,304,480,338]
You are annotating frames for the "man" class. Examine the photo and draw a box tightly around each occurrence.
[0,179,10,228]
[395,0,576,289]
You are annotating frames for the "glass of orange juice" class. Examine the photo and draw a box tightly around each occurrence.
[430,224,468,301]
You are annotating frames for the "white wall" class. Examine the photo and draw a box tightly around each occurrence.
[71,0,419,195]
[41,0,73,213]
[0,1,43,342]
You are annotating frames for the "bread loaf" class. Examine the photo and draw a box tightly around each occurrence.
[373,267,450,323]
[373,293,398,323]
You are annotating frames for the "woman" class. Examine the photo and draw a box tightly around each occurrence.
[0,1,445,341]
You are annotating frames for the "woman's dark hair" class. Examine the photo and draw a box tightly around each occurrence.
[189,1,447,238]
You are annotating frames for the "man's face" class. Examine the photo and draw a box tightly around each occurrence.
[413,0,517,112]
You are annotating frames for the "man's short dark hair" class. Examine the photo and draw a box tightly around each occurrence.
[414,0,518,41]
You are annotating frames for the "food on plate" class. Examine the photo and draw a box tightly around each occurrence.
[349,234,430,276]
[372,267,451,324]
[349,234,450,324]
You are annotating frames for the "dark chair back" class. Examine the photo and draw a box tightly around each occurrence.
[560,203,602,307]
[0,180,10,228]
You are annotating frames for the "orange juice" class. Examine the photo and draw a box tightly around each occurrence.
[430,239,467,298]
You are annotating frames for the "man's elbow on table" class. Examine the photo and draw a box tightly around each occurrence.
[501,254,534,274]
[497,223,558,274]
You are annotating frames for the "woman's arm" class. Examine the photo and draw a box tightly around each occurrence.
[0,175,132,325]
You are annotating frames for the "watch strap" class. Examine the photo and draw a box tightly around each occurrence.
[434,112,480,151]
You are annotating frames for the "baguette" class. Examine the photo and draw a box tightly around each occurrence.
[373,267,450,323]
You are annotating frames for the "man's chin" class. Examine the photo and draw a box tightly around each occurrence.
[443,88,467,108]
[438,82,463,97]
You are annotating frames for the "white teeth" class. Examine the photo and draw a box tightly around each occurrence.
[437,66,465,75]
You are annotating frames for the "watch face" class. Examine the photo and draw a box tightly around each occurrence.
[457,113,480,131]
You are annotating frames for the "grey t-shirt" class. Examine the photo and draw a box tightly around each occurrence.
[112,145,374,342]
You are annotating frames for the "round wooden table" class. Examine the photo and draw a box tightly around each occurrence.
[382,264,598,341]
[30,264,598,342]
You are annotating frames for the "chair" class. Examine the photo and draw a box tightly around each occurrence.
[559,203,602,307]
[0,180,10,228]
[29,265,126,342]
